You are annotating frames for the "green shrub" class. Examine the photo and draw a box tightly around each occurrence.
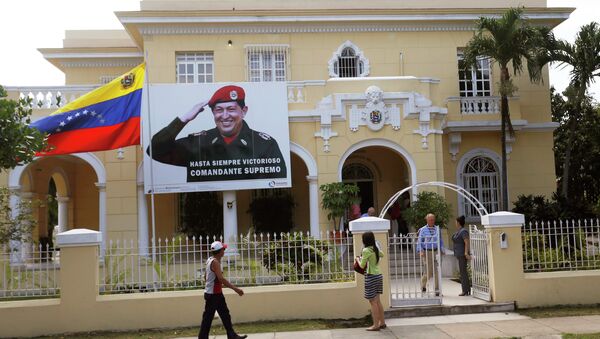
[402,191,451,229]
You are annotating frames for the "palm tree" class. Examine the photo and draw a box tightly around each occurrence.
[550,23,600,199]
[462,8,553,210]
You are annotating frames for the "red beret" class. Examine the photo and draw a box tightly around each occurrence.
[208,85,245,107]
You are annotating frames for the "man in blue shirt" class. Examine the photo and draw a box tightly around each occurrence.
[416,213,444,296]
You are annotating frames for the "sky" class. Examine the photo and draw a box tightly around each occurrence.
[0,0,598,100]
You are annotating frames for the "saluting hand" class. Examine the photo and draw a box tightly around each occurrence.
[179,101,208,123]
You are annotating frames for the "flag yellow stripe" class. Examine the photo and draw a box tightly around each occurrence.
[51,63,145,116]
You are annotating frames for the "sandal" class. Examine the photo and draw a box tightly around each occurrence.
[366,326,380,331]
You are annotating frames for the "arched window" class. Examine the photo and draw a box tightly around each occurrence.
[342,163,374,181]
[462,156,500,218]
[328,41,369,78]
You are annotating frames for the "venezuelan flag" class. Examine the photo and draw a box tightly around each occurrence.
[31,63,145,156]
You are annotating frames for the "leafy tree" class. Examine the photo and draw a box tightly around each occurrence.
[0,188,36,245]
[551,87,600,216]
[319,182,359,230]
[550,23,600,199]
[0,85,47,170]
[402,191,451,229]
[512,194,559,223]
[462,8,554,210]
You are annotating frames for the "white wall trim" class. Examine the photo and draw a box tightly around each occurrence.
[60,61,143,68]
[122,13,570,25]
[337,138,417,195]
[44,52,143,59]
[138,24,476,35]
[290,142,318,177]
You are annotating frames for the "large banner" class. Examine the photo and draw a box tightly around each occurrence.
[142,82,291,193]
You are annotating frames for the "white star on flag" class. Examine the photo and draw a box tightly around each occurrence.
[67,116,73,121]
[75,112,80,117]
[91,111,96,116]
[59,121,65,127]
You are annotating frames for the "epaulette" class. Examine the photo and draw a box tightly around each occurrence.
[258,132,272,140]
[191,130,207,137]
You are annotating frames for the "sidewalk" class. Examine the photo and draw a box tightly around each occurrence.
[181,312,600,339]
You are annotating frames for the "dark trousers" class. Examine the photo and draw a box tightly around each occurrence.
[457,256,471,294]
[198,293,236,339]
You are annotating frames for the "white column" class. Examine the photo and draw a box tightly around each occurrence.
[96,183,107,258]
[222,190,238,254]
[19,191,34,263]
[137,183,149,257]
[56,196,70,234]
[8,186,22,265]
[307,175,320,238]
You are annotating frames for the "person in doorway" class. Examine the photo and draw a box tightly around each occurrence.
[354,231,386,331]
[198,241,247,339]
[388,201,409,236]
[361,207,376,218]
[416,213,445,296]
[452,215,471,296]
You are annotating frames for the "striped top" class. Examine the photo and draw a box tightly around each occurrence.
[359,246,384,275]
[205,257,222,294]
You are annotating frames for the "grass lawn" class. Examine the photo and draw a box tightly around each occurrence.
[31,317,372,339]
[518,304,600,318]
[563,334,600,339]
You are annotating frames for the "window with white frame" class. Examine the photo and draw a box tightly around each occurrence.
[328,41,369,78]
[457,52,492,97]
[176,52,214,83]
[245,45,289,82]
[462,156,500,219]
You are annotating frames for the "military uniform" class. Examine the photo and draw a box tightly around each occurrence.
[148,118,287,182]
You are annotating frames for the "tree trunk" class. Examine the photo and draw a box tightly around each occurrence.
[561,86,585,199]
[500,67,510,211]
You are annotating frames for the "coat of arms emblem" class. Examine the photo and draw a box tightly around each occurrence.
[121,73,135,89]
[370,110,382,124]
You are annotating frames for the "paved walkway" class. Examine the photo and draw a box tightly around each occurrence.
[181,313,600,339]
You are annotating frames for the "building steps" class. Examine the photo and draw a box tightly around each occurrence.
[384,301,515,319]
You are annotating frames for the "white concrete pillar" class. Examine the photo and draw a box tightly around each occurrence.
[137,183,149,257]
[307,175,320,238]
[222,190,238,254]
[19,191,34,263]
[56,196,69,234]
[8,186,22,265]
[96,183,107,258]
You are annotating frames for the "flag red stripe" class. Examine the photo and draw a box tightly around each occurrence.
[39,117,140,156]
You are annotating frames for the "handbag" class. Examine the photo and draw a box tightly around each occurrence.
[353,258,367,275]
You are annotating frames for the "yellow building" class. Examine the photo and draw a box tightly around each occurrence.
[2,0,571,255]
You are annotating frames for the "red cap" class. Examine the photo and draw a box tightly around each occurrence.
[208,85,245,107]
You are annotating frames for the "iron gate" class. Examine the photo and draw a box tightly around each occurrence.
[389,231,443,307]
[469,225,490,301]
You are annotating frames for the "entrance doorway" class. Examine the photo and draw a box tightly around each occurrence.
[342,163,374,215]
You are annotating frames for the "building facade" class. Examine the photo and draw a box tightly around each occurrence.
[2,0,571,253]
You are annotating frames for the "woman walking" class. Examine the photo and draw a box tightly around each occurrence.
[354,231,386,331]
[452,216,471,296]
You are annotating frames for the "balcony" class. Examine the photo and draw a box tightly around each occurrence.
[459,96,500,115]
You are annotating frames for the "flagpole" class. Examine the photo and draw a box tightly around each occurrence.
[143,50,159,291]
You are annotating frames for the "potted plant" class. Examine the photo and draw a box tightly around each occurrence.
[319,182,360,232]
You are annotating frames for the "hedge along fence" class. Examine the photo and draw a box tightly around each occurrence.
[522,219,600,272]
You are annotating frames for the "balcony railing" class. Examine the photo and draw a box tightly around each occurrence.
[6,86,98,110]
[460,96,500,115]
[7,83,313,109]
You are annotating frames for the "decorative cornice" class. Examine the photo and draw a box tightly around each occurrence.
[139,23,476,35]
[44,52,143,59]
[60,61,142,68]
[122,12,570,25]
[443,120,560,133]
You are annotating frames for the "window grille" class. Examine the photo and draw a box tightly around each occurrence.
[176,52,214,84]
[245,45,289,82]
[457,52,492,97]
[342,163,374,181]
[329,41,369,78]
[462,156,500,218]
